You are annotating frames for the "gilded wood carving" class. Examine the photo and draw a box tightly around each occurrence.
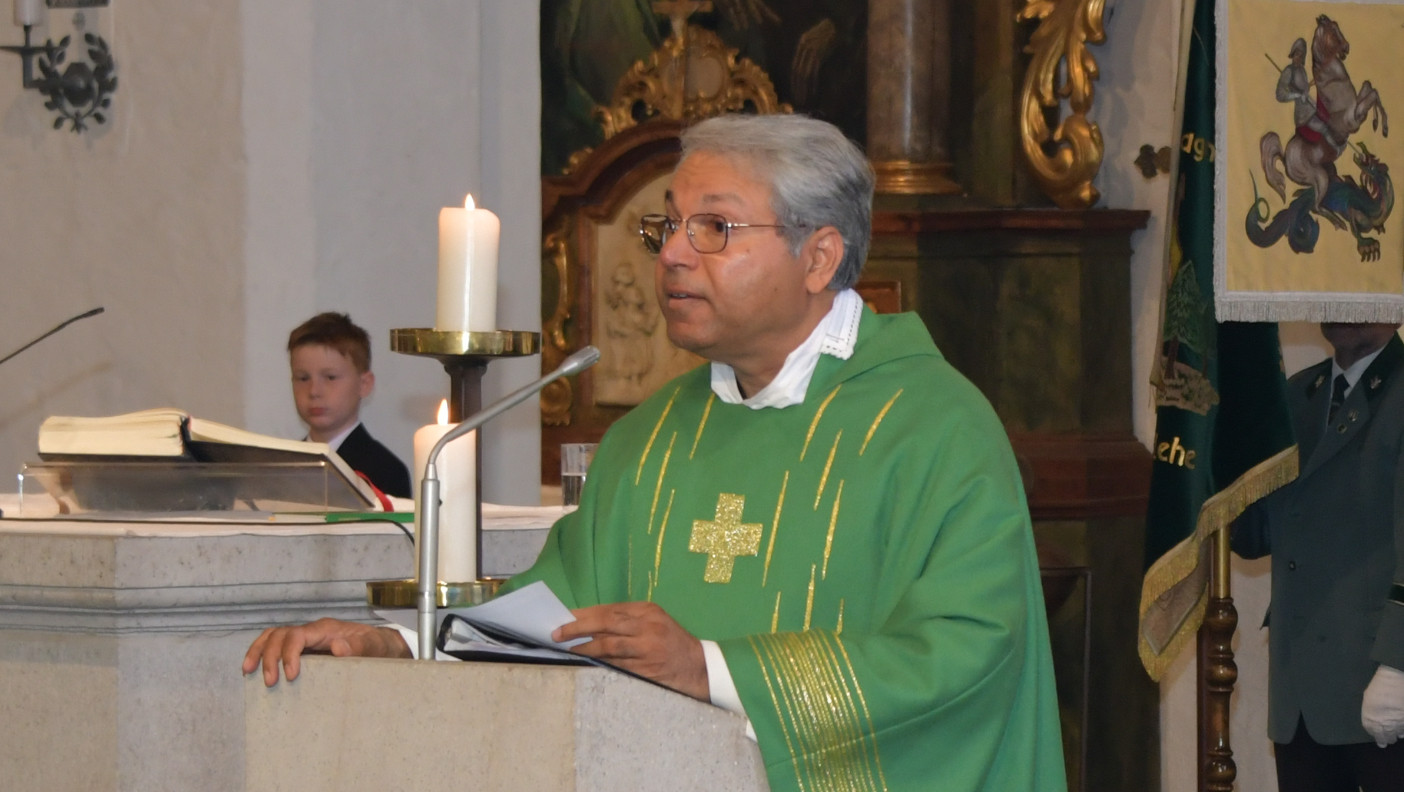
[569,25,789,173]
[1016,0,1106,209]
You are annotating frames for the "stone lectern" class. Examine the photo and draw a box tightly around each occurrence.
[244,657,767,791]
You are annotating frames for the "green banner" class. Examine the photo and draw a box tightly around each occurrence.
[1138,0,1296,681]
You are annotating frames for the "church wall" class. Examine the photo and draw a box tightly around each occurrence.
[0,1,542,504]
[0,2,246,482]
[239,0,543,505]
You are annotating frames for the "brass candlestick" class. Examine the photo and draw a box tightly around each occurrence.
[366,328,539,609]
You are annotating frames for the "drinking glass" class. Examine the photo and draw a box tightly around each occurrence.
[560,443,598,507]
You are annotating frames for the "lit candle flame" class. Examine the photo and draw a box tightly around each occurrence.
[464,194,475,210]
[436,399,449,425]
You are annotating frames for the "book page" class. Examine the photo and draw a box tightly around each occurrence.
[186,418,378,509]
[37,408,189,457]
[186,417,331,455]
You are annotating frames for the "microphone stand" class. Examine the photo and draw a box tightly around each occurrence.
[0,307,105,367]
[415,345,600,659]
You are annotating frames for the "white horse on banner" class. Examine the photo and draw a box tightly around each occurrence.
[1260,14,1388,218]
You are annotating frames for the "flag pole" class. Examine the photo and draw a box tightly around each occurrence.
[1198,522,1238,791]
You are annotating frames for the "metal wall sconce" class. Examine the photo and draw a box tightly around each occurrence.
[2,23,117,133]
[1135,144,1172,180]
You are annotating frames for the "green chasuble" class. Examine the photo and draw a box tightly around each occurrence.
[506,310,1066,792]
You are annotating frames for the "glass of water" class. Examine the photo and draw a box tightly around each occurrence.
[560,443,598,507]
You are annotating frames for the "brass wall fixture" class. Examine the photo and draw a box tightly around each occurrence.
[3,23,117,133]
[1135,144,1173,179]
[1016,0,1106,209]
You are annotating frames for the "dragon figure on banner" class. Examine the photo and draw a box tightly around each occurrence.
[1249,14,1392,261]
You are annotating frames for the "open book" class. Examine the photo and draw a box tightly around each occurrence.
[36,407,380,510]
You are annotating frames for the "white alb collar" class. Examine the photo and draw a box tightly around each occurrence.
[710,288,863,409]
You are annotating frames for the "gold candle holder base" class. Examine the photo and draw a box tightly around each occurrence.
[390,328,539,359]
[390,327,543,587]
[366,577,505,609]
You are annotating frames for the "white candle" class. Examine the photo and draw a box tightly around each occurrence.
[13,0,43,27]
[412,399,478,582]
[436,194,500,333]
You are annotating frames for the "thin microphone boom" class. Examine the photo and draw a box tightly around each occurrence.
[416,345,600,658]
[426,345,601,466]
[0,307,105,367]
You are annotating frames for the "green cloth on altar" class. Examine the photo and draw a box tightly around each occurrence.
[505,310,1066,792]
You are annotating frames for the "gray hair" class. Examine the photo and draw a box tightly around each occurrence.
[679,114,874,290]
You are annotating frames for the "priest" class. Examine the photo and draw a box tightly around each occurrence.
[245,113,1067,792]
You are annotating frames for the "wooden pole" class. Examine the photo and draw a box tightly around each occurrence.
[1198,524,1238,790]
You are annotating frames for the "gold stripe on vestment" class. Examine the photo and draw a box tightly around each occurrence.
[836,599,844,635]
[764,470,790,586]
[649,488,676,602]
[797,639,869,791]
[814,430,842,510]
[753,635,828,790]
[814,637,869,787]
[772,590,782,633]
[690,392,715,459]
[859,389,903,456]
[808,636,883,792]
[747,632,887,792]
[801,385,842,462]
[749,639,809,792]
[646,431,677,535]
[636,386,679,485]
[804,564,816,631]
[823,480,844,579]
[831,635,889,791]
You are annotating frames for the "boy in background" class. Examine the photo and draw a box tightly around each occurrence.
[287,312,411,498]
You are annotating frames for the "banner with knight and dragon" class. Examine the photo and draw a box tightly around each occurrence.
[1217,0,1401,321]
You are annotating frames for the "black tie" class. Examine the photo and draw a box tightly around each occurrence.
[1328,374,1349,424]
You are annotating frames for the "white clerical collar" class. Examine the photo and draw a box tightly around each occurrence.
[710,288,863,409]
[1333,345,1388,397]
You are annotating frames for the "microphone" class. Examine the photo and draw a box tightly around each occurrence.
[415,345,600,658]
[426,344,601,462]
[0,307,105,367]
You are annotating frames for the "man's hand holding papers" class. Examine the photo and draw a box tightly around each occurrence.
[554,602,709,701]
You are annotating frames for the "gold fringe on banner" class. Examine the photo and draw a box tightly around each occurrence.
[1138,445,1299,681]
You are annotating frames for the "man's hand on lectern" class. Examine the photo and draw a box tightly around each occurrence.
[242,617,411,687]
[554,602,709,701]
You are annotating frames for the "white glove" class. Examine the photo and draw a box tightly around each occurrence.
[1362,664,1404,747]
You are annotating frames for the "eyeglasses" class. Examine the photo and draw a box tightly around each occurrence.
[637,213,800,255]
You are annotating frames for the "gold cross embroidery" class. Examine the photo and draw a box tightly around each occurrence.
[689,493,762,583]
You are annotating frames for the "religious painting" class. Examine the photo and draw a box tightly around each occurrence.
[540,0,867,176]
[540,121,687,483]
[1218,0,1404,321]
[591,175,706,406]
